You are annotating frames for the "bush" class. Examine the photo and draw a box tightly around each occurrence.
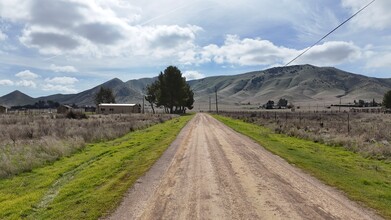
[66,111,88,119]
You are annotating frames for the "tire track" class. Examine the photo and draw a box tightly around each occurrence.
[108,113,382,220]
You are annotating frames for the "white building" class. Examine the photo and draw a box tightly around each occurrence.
[97,103,141,114]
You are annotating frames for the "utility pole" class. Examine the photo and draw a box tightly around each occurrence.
[215,87,219,114]
[209,96,211,112]
[141,88,145,114]
[142,97,145,114]
[339,97,341,112]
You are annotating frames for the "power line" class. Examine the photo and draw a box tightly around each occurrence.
[285,0,376,67]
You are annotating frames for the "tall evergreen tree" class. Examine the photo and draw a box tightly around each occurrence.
[94,87,116,105]
[145,66,194,114]
[383,90,391,109]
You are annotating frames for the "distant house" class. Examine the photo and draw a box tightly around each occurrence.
[57,105,73,114]
[97,103,141,114]
[0,105,7,114]
[350,107,383,114]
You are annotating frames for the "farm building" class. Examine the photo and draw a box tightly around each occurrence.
[0,105,7,114]
[97,103,141,114]
[350,107,383,114]
[57,105,73,114]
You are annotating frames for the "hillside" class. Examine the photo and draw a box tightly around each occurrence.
[189,65,391,106]
[0,90,35,107]
[1,65,390,107]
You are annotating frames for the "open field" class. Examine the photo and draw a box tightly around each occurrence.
[0,113,176,178]
[213,114,391,218]
[218,111,391,160]
[2,111,390,219]
[0,114,193,219]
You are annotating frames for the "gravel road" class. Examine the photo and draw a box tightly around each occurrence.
[107,113,381,220]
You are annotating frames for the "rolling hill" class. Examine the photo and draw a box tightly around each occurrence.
[0,90,36,107]
[189,65,391,106]
[1,65,390,108]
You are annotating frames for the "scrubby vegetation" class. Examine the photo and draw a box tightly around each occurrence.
[0,115,193,219]
[219,111,391,160]
[213,114,391,219]
[0,113,176,178]
[65,111,88,119]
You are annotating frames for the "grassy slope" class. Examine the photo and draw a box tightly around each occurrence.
[0,115,193,220]
[213,114,391,219]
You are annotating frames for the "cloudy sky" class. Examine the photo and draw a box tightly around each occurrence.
[0,0,390,97]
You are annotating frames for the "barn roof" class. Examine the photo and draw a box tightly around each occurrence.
[98,103,138,107]
[58,105,73,109]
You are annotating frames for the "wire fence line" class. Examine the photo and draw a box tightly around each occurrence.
[218,110,391,159]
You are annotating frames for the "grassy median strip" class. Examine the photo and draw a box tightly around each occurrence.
[213,114,391,219]
[0,115,193,220]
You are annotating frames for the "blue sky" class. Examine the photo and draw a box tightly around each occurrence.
[0,0,390,97]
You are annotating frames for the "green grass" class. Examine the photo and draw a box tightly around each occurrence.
[213,114,391,219]
[0,115,193,220]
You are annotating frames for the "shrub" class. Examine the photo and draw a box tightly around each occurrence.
[66,111,88,119]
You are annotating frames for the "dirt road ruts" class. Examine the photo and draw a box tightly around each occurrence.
[107,113,381,220]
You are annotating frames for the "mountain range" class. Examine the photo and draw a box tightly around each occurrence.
[1,65,390,108]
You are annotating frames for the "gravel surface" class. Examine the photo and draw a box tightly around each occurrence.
[107,113,381,220]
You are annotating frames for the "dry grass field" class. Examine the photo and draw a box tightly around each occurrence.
[0,113,176,178]
[219,111,391,160]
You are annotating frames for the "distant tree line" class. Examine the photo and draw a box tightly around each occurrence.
[261,97,388,110]
[145,66,194,114]
[262,98,292,109]
[353,99,381,107]
[11,100,60,110]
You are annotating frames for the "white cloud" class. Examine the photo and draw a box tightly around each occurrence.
[42,84,77,94]
[186,35,362,67]
[133,25,201,58]
[19,26,82,55]
[294,41,362,66]
[16,80,36,88]
[144,25,200,49]
[0,31,7,41]
[49,64,78,73]
[15,70,39,80]
[183,71,205,80]
[0,79,14,86]
[6,0,200,58]
[366,52,391,68]
[341,0,391,30]
[0,0,32,22]
[195,35,295,66]
[94,0,141,24]
[0,0,390,84]
[1,0,335,67]
[45,76,79,85]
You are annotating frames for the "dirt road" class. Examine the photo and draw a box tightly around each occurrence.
[107,113,381,220]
